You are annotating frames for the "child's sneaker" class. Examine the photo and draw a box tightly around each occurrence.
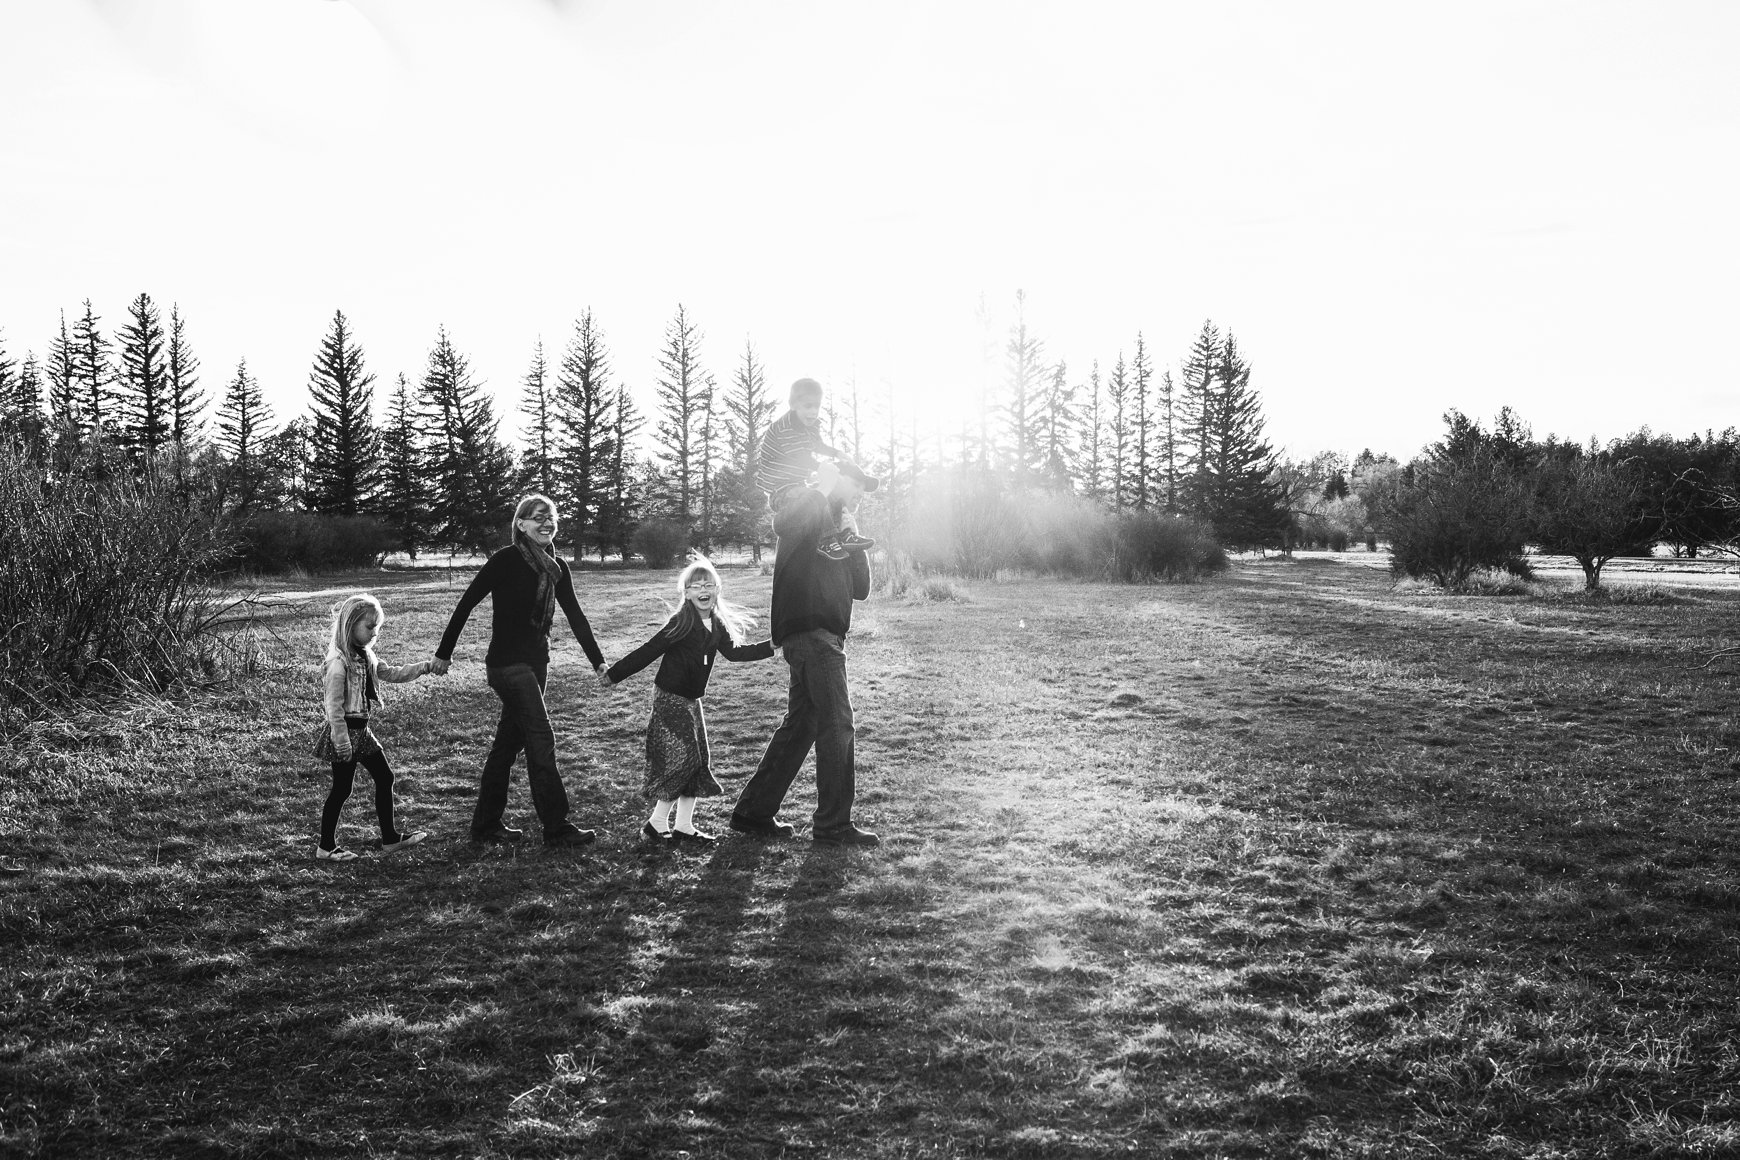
[381,831,427,856]
[816,533,849,560]
[316,845,358,862]
[837,532,876,553]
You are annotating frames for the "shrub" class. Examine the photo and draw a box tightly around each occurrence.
[1388,453,1533,588]
[1328,530,1350,552]
[225,511,389,574]
[0,444,244,724]
[1108,511,1228,583]
[630,518,690,569]
[1016,491,1113,576]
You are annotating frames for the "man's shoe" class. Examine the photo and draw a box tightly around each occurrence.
[813,824,880,848]
[729,812,795,838]
[816,534,849,560]
[381,831,427,856]
[671,827,716,846]
[641,821,671,841]
[837,532,877,553]
[544,826,597,848]
[470,824,524,844]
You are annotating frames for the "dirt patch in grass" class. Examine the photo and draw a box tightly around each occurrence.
[4,561,1740,1157]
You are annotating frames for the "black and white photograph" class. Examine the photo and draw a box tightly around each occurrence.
[3,2,1738,1156]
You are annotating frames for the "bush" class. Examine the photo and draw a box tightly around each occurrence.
[0,444,243,723]
[1015,491,1113,576]
[630,519,690,569]
[1328,530,1350,552]
[1388,454,1533,588]
[226,511,389,574]
[1108,511,1228,583]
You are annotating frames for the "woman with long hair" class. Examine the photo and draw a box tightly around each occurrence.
[432,494,607,848]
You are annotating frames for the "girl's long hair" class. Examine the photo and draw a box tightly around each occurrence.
[660,555,757,643]
[326,592,384,668]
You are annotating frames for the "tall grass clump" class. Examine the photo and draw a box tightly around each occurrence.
[902,469,1229,584]
[630,518,690,568]
[1107,510,1228,582]
[0,444,243,726]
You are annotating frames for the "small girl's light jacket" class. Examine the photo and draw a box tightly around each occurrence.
[323,651,430,745]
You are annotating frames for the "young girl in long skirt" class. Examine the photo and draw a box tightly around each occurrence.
[314,593,435,861]
[602,558,775,844]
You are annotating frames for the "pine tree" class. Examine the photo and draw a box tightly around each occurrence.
[694,374,721,549]
[0,329,16,419]
[115,291,170,467]
[725,339,775,477]
[418,326,515,553]
[1038,360,1075,490]
[1194,332,1287,549]
[1179,319,1223,511]
[1126,334,1153,507]
[1078,359,1106,501]
[0,333,42,457]
[304,309,380,516]
[70,299,116,440]
[10,353,45,456]
[45,312,81,471]
[720,339,775,558]
[1002,290,1047,478]
[216,358,274,512]
[553,310,616,560]
[374,373,430,558]
[518,339,556,499]
[165,304,205,451]
[1155,368,1181,513]
[596,385,645,561]
[652,304,707,524]
[1106,353,1131,509]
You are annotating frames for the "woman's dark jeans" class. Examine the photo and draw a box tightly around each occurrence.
[475,662,571,838]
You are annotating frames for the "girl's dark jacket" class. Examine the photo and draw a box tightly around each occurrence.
[606,612,773,699]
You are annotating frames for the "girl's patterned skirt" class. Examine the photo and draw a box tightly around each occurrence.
[311,715,383,763]
[644,687,721,801]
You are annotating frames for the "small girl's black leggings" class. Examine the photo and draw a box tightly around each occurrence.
[320,750,397,849]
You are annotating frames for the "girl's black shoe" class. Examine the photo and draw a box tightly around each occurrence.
[642,821,670,841]
[671,827,716,845]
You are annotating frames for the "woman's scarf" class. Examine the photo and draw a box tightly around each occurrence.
[515,529,561,635]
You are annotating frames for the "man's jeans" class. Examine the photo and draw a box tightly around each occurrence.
[734,629,856,833]
[477,662,571,838]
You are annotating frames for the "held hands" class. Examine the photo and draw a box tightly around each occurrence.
[429,656,451,676]
[596,663,613,690]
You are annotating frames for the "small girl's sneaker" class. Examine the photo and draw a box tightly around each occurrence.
[381,831,428,856]
[837,532,876,553]
[316,846,358,862]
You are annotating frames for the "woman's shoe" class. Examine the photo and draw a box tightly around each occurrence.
[316,845,358,862]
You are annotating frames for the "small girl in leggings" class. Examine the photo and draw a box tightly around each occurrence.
[313,593,434,861]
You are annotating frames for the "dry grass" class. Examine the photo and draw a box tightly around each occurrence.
[4,558,1740,1157]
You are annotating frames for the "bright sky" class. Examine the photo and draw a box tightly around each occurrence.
[2,0,1736,463]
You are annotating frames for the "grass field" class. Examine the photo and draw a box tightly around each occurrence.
[4,557,1740,1158]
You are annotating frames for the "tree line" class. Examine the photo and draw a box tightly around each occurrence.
[1273,407,1740,589]
[0,291,1296,567]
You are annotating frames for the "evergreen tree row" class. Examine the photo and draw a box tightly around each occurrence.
[1,291,1299,563]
